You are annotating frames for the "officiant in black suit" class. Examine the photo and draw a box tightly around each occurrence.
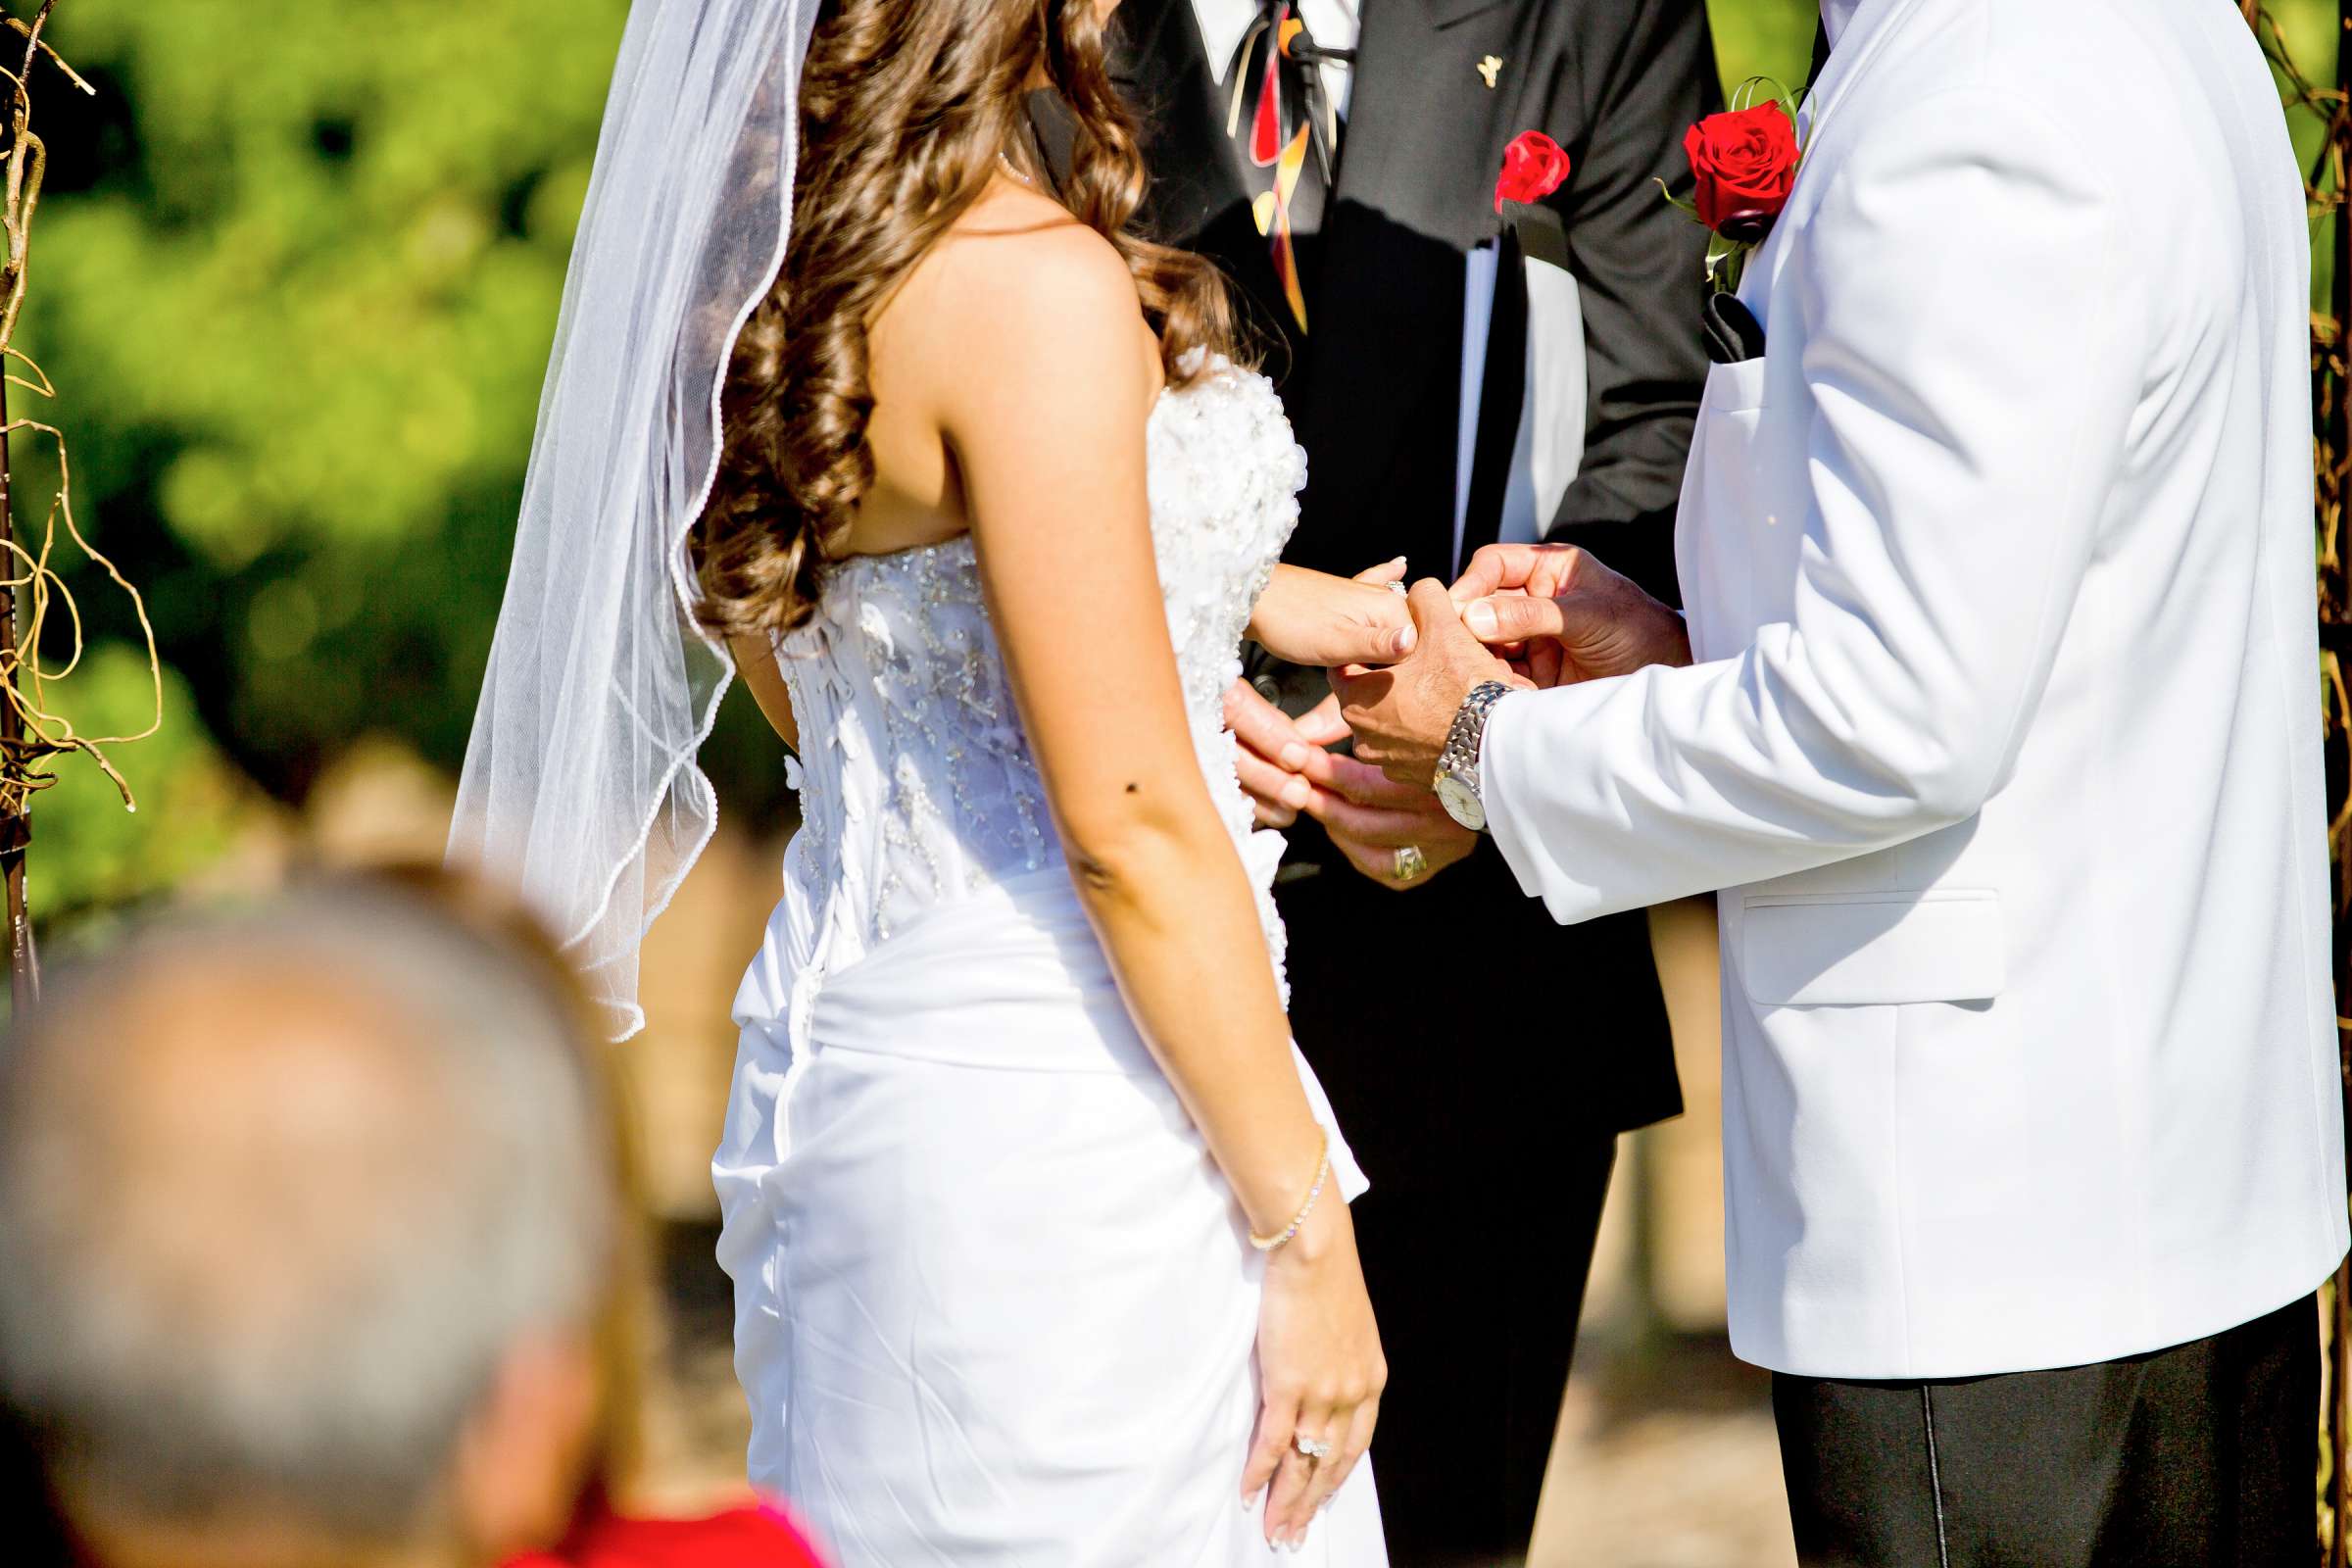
[1064,0,1718,1556]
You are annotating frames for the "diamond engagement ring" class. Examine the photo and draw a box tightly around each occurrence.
[1294,1434,1335,1461]
[1392,844,1428,883]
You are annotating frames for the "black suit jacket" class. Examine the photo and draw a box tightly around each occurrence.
[1060,0,1712,1160]
[1108,0,1716,598]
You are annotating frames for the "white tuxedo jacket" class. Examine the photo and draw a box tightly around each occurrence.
[1484,0,2349,1378]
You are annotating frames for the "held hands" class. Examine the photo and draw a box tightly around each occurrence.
[1223,683,1480,887]
[1332,581,1526,785]
[1231,559,1476,889]
[1334,545,1691,786]
[1247,559,1418,670]
[1230,557,1405,835]
[1231,546,1685,871]
[1450,543,1691,688]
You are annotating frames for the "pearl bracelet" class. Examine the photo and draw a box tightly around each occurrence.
[1249,1128,1332,1252]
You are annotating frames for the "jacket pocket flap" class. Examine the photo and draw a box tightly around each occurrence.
[1739,890,2004,1007]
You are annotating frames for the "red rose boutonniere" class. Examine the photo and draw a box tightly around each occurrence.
[1659,85,1805,294]
[1494,129,1570,215]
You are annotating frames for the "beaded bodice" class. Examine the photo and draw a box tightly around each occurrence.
[771,357,1306,998]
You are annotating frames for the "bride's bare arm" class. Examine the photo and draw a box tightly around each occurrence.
[1247,562,1417,668]
[925,222,1322,1235]
[726,635,798,752]
[909,205,1380,1541]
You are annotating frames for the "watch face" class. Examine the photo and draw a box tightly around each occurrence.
[1436,772,1486,833]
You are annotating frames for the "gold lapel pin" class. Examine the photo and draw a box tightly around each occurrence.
[1477,55,1503,90]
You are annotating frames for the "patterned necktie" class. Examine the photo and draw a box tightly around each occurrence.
[1226,3,1350,332]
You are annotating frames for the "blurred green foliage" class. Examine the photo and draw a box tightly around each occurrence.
[22,0,632,920]
[1712,0,1816,91]
[35,647,237,915]
[11,0,2341,929]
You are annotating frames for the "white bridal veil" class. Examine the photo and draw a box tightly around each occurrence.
[449,0,822,1039]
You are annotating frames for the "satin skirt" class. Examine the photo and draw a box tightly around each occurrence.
[713,861,1387,1566]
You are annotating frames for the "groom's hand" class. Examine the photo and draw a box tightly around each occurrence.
[1450,543,1691,687]
[1298,755,1478,891]
[1333,581,1524,786]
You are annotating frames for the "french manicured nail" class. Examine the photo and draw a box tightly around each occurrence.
[1464,602,1498,640]
[1278,743,1310,771]
[1394,625,1417,655]
[1281,776,1313,810]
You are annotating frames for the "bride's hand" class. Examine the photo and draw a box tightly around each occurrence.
[1242,1191,1385,1548]
[1247,560,1419,669]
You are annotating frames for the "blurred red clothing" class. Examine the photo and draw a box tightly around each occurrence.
[504,1505,827,1568]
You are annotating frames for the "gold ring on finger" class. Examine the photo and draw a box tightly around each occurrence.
[1392,844,1428,884]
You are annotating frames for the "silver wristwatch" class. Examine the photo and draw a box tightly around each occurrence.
[1433,680,1514,833]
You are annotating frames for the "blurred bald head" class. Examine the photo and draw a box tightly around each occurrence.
[0,879,615,1560]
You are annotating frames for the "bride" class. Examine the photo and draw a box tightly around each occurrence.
[454,0,1407,1560]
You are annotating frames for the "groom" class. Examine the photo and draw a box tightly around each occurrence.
[1082,0,1717,1555]
[1340,0,2350,1561]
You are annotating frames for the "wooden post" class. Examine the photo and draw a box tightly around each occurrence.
[2330,3,2352,1560]
[2332,7,2352,1563]
[0,4,131,1019]
[0,0,139,1018]
[0,353,33,1016]
[0,9,38,1016]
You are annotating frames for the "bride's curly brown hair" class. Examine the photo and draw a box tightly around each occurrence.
[697,0,1243,640]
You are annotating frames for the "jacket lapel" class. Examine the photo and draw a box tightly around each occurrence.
[1736,0,1921,318]
[1800,0,1925,144]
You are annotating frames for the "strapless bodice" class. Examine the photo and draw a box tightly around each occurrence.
[764,356,1307,1004]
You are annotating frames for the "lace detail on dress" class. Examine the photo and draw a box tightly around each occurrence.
[1145,356,1307,997]
[774,539,1054,953]
[772,356,1306,998]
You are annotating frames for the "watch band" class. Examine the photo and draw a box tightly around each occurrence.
[1433,680,1514,832]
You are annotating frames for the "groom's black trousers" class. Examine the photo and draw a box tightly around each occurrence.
[1773,1292,2319,1568]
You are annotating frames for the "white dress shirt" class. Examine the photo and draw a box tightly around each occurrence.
[1189,0,1358,119]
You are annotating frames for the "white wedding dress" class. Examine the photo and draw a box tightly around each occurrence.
[712,358,1389,1566]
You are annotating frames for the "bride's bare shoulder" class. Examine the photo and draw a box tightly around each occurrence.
[935,182,1139,315]
[884,183,1157,410]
